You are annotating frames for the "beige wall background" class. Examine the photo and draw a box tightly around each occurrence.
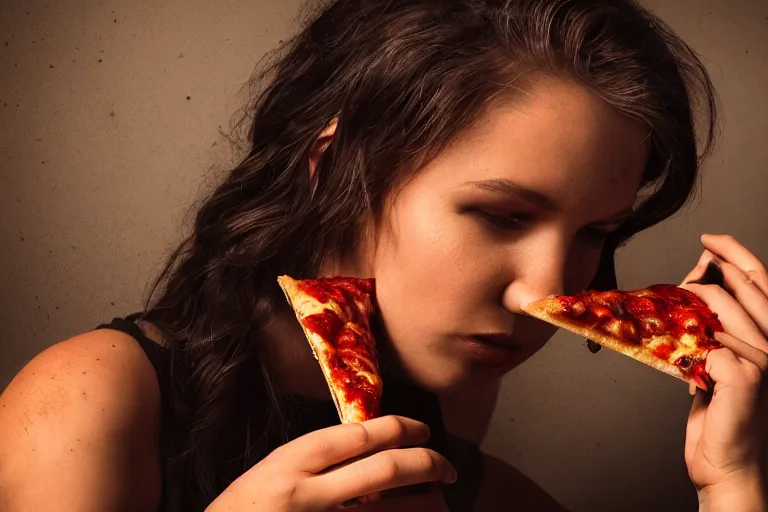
[1,0,766,510]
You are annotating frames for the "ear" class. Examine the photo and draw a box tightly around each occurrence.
[309,118,339,178]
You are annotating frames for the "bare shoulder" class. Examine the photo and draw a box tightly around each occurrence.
[474,453,570,512]
[0,328,163,511]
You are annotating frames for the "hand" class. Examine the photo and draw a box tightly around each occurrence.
[679,234,768,495]
[205,415,455,512]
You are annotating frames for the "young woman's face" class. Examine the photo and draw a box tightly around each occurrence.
[338,78,649,394]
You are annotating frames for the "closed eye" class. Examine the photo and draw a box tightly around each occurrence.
[479,210,618,244]
[480,212,614,245]
[480,211,529,230]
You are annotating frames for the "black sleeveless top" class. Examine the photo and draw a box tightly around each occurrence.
[97,315,484,512]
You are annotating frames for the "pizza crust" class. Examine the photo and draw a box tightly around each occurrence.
[277,276,345,420]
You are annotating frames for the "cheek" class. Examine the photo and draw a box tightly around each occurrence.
[375,197,457,296]
[371,194,493,333]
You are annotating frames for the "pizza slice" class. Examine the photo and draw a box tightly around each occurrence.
[523,284,724,391]
[277,275,382,423]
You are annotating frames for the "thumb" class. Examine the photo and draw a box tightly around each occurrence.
[686,388,708,454]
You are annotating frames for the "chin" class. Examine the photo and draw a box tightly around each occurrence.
[393,357,493,396]
[381,335,548,394]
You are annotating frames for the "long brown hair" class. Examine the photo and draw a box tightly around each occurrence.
[143,0,717,502]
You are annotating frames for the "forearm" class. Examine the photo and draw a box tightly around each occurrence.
[698,471,768,512]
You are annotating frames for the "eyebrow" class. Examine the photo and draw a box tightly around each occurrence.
[467,179,559,212]
[466,178,637,225]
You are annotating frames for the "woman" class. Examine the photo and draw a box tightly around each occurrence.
[0,0,766,510]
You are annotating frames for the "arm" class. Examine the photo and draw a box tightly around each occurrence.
[698,469,767,512]
[0,330,163,511]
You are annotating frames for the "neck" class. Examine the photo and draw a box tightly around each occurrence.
[260,308,333,401]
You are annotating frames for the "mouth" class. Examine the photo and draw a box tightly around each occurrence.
[472,333,516,347]
[453,333,519,367]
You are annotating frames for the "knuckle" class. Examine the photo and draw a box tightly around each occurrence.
[388,415,410,439]
[747,268,768,285]
[278,480,301,505]
[742,362,764,385]
[377,452,401,481]
[345,422,371,450]
[755,353,768,374]
[415,448,440,474]
[262,472,300,505]
[309,432,333,459]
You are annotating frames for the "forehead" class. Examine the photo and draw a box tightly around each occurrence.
[408,77,649,218]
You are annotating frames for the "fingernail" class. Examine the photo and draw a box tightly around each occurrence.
[446,469,458,484]
[697,250,713,267]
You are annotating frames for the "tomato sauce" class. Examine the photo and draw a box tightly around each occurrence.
[297,277,380,419]
[558,284,723,379]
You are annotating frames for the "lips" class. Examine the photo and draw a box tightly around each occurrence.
[454,334,519,367]
[471,333,516,348]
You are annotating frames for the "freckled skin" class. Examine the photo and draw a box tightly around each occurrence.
[0,331,164,509]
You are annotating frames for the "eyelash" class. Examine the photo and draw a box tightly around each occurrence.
[480,212,613,245]
[481,212,527,230]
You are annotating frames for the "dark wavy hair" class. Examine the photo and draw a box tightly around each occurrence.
[141,0,717,503]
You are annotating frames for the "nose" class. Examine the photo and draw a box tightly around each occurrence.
[502,239,567,313]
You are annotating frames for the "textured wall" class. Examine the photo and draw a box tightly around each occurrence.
[0,0,307,383]
[1,1,766,510]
